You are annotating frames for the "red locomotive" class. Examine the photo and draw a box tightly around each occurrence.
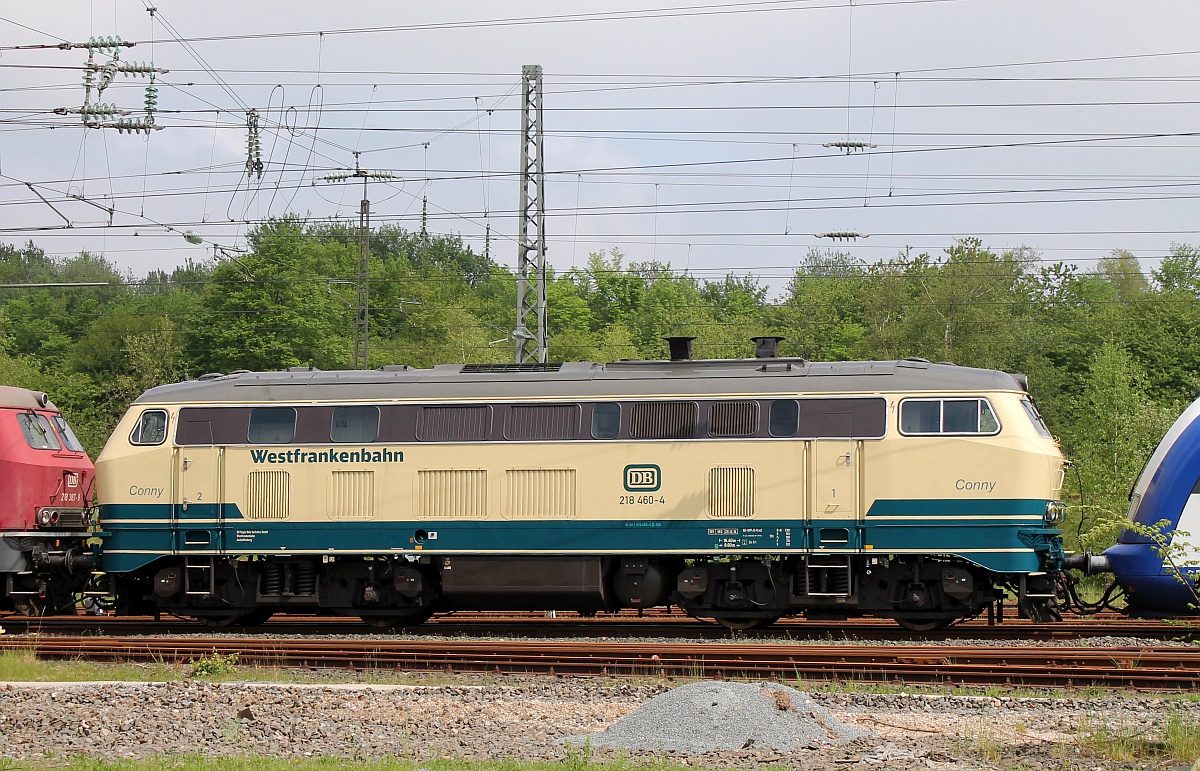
[0,385,94,615]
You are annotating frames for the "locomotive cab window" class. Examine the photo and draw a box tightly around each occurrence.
[249,407,297,444]
[1020,398,1053,438]
[900,398,1000,436]
[17,413,61,450]
[331,406,379,443]
[52,415,86,452]
[129,410,168,446]
[591,402,621,439]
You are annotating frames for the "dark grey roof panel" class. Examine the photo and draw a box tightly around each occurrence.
[135,359,1024,405]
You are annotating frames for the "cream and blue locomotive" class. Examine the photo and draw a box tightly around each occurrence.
[94,339,1069,629]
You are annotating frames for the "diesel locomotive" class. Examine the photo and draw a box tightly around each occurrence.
[0,385,95,615]
[91,339,1070,630]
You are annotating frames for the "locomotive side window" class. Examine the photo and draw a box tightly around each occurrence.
[17,413,61,450]
[51,415,87,452]
[129,410,168,446]
[769,400,799,437]
[900,398,1000,436]
[248,407,297,444]
[630,401,697,440]
[331,406,380,443]
[709,401,758,438]
[591,402,621,439]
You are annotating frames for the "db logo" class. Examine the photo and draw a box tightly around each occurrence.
[624,464,661,492]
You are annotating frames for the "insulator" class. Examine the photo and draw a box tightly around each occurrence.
[96,63,117,94]
[111,117,153,135]
[80,102,120,120]
[116,61,155,76]
[144,84,158,112]
[815,231,869,241]
[87,35,124,53]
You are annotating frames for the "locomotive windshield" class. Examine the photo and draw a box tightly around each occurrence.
[16,412,61,450]
[51,415,85,452]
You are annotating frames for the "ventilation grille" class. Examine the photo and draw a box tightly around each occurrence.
[418,469,487,519]
[418,406,491,441]
[329,471,375,520]
[507,405,579,441]
[505,469,577,519]
[461,363,563,373]
[630,401,696,439]
[710,401,758,437]
[708,466,755,518]
[246,471,290,520]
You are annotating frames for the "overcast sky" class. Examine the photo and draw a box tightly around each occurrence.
[1,1,1197,293]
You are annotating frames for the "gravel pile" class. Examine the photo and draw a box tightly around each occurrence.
[576,680,870,753]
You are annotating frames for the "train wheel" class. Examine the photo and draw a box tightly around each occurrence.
[236,609,275,627]
[712,615,779,631]
[893,617,952,632]
[359,608,434,629]
[197,613,243,628]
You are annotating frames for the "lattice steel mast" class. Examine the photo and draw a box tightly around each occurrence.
[318,156,394,370]
[515,65,547,364]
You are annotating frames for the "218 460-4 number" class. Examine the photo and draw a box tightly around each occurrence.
[619,495,665,505]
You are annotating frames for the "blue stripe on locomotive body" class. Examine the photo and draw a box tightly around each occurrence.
[98,498,1056,576]
[1104,397,1200,615]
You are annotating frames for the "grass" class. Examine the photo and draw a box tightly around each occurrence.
[1077,707,1200,765]
[0,649,181,683]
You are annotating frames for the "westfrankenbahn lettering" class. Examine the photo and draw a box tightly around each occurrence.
[250,448,404,464]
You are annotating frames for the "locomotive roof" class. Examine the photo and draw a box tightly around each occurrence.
[0,385,56,411]
[133,358,1026,404]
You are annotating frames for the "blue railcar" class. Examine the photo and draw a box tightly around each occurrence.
[1103,397,1200,616]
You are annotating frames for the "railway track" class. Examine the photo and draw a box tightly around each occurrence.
[1,634,1197,690]
[2,611,1194,642]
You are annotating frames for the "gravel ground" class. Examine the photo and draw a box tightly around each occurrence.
[1,677,1199,770]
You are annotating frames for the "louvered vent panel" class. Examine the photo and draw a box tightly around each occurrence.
[629,401,696,439]
[507,405,579,440]
[245,471,290,520]
[708,466,755,519]
[329,471,375,520]
[418,469,487,519]
[417,406,491,441]
[710,401,759,437]
[505,469,577,519]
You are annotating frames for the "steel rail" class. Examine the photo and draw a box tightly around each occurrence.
[2,636,1197,690]
[3,613,1193,642]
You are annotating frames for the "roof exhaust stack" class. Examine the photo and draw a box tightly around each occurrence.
[752,336,785,359]
[664,336,695,361]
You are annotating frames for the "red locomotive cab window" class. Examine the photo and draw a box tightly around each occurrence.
[51,415,86,453]
[16,412,61,450]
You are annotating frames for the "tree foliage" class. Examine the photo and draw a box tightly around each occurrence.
[1,221,1198,558]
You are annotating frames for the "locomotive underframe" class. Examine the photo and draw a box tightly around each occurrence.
[1,531,95,615]
[117,550,1059,629]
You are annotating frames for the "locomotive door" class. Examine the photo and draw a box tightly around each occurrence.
[173,419,225,555]
[810,410,862,550]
